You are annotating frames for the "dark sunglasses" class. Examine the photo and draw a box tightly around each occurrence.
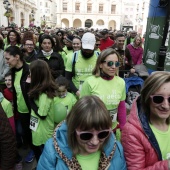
[150,95,170,104]
[76,129,111,141]
[103,61,120,67]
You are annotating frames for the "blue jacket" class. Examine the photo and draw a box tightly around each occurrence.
[37,122,127,170]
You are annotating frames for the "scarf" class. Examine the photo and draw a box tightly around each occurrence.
[100,71,114,80]
[42,49,53,57]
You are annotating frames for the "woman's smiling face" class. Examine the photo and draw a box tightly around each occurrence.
[100,53,119,76]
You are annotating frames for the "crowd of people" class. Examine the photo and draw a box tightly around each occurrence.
[0,25,170,170]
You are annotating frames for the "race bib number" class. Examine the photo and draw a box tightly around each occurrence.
[109,109,118,123]
[79,81,84,91]
[30,116,39,131]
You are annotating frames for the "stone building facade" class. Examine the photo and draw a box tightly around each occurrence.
[55,0,122,30]
[0,0,149,34]
[0,0,37,27]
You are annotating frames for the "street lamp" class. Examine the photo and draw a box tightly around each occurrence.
[3,0,11,27]
[30,9,35,27]
[31,10,34,20]
[43,15,45,21]
[41,15,46,28]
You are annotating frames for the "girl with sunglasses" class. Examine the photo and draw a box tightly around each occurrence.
[37,95,126,170]
[80,48,126,139]
[121,71,170,169]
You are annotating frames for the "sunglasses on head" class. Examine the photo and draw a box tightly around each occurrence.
[76,129,111,141]
[103,61,120,67]
[150,95,170,104]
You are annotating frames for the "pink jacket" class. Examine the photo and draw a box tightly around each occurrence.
[126,43,143,65]
[121,98,169,170]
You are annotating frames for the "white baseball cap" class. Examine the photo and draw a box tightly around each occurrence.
[82,32,96,50]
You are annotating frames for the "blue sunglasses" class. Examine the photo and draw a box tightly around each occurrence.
[103,61,120,67]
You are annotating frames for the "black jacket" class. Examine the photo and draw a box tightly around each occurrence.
[36,51,65,79]
[24,49,38,64]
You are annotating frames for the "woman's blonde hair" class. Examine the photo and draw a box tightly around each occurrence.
[140,71,170,124]
[133,35,142,47]
[66,95,112,155]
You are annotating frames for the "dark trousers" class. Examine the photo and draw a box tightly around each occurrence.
[18,113,32,147]
[32,144,44,162]
[15,119,23,147]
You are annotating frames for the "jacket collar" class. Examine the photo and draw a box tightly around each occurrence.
[53,121,117,169]
[38,51,57,59]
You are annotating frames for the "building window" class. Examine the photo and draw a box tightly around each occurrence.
[142,13,144,20]
[99,4,103,13]
[63,2,67,12]
[87,3,92,13]
[45,2,48,7]
[125,15,128,19]
[111,5,116,14]
[137,4,139,10]
[136,14,138,20]
[142,2,145,9]
[40,2,42,6]
[75,3,80,12]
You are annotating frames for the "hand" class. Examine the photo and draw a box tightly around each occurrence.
[76,90,80,97]
[26,75,31,83]
[130,68,135,74]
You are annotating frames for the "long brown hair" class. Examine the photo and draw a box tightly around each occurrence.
[141,71,170,124]
[133,35,142,47]
[28,60,58,99]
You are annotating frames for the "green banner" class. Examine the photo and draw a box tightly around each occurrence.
[143,17,166,71]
